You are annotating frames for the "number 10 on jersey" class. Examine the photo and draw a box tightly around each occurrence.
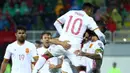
[66,15,83,35]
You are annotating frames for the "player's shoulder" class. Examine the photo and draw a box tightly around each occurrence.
[37,47,47,51]
[86,16,94,22]
[96,40,103,44]
[37,47,43,51]
[25,40,35,46]
[95,40,104,48]
[5,41,17,50]
[7,41,17,47]
[83,40,91,46]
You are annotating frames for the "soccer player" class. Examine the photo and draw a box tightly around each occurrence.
[36,32,63,73]
[75,30,104,73]
[0,26,38,73]
[33,2,105,73]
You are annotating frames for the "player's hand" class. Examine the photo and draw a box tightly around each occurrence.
[49,63,56,69]
[61,40,71,50]
[74,50,86,56]
[74,50,80,55]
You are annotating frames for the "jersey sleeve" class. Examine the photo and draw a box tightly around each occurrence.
[4,45,11,59]
[95,41,104,58]
[57,11,70,24]
[31,44,38,57]
[87,17,98,31]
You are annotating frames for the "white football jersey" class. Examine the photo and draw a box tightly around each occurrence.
[82,40,104,57]
[37,47,48,56]
[4,41,37,73]
[81,40,104,72]
[57,10,98,44]
[37,46,61,73]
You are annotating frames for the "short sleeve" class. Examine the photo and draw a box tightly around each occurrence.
[57,11,70,24]
[4,45,11,59]
[87,18,98,31]
[95,41,104,58]
[31,44,38,57]
[96,41,104,51]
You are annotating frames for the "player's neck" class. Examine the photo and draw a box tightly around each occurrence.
[43,43,49,49]
[91,39,97,42]
[17,40,25,46]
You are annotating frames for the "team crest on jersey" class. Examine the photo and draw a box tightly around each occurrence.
[89,44,93,48]
[25,48,29,54]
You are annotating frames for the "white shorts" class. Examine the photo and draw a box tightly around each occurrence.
[48,44,81,67]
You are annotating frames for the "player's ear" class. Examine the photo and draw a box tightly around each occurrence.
[15,33,17,37]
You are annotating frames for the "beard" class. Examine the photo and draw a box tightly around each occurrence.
[18,38,25,44]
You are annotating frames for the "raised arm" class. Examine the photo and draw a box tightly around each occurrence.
[48,38,71,50]
[88,18,106,44]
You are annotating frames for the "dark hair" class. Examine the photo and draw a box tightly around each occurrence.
[35,40,42,44]
[40,32,51,39]
[85,29,97,37]
[16,26,26,32]
[82,3,94,9]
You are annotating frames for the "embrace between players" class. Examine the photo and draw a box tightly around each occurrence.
[0,2,105,73]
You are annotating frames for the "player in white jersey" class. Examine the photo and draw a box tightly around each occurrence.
[36,32,63,73]
[75,30,104,73]
[0,26,38,73]
[33,3,105,73]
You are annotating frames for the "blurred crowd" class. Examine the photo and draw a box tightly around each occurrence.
[0,0,130,32]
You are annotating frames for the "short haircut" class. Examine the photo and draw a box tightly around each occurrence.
[82,3,94,9]
[85,29,97,37]
[40,32,51,39]
[35,40,42,44]
[16,26,26,32]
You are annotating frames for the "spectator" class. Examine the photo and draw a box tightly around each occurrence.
[111,8,122,30]
[55,0,64,16]
[14,4,20,13]
[20,1,29,15]
[21,10,32,30]
[101,13,116,33]
[3,2,10,14]
[0,8,10,31]
[119,3,128,26]
[5,10,16,31]
[70,1,80,10]
[8,6,15,17]
[108,62,121,73]
[13,9,22,26]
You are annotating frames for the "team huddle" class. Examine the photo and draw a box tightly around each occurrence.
[0,3,105,73]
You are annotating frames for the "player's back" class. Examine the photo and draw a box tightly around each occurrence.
[59,10,95,44]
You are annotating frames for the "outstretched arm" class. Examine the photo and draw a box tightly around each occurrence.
[49,38,71,50]
[32,56,46,73]
[94,29,106,44]
[74,49,103,60]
